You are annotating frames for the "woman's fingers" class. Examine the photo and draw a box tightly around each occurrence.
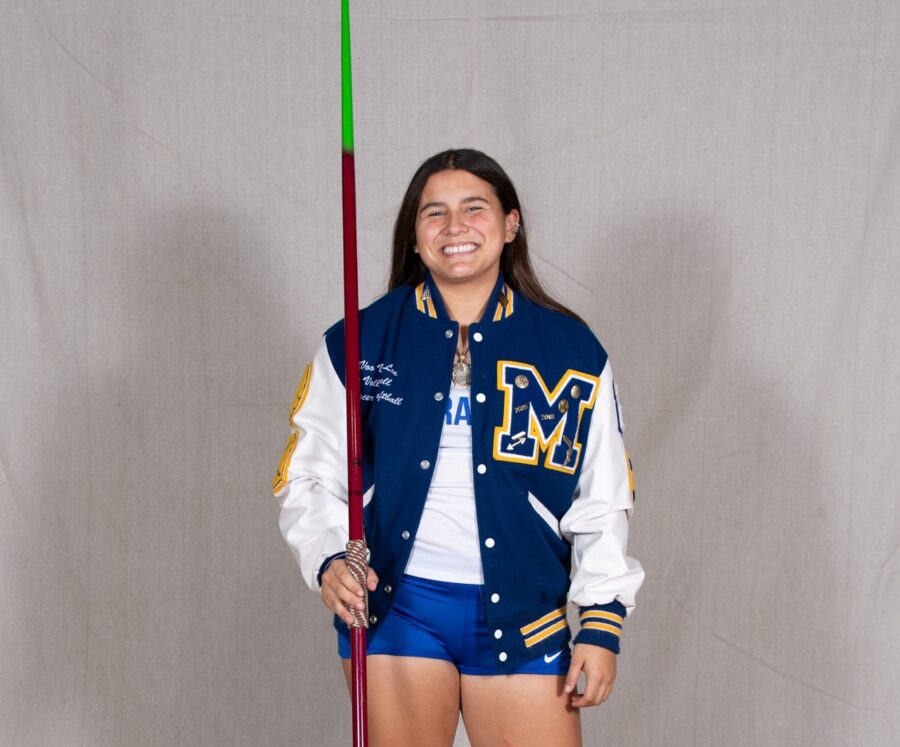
[563,654,582,696]
[327,560,364,596]
[321,561,364,617]
[321,584,363,625]
[572,669,604,707]
[567,644,617,708]
[320,559,380,624]
[321,586,356,625]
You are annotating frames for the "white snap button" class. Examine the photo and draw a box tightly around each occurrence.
[494,629,502,639]
[484,537,495,548]
[384,585,392,594]
[444,329,453,338]
[477,464,487,474]
[401,530,410,540]
[434,392,444,401]
[476,393,486,403]
[498,652,507,662]
[490,593,500,603]
[420,460,430,469]
[472,332,483,342]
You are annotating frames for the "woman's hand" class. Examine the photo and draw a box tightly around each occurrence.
[564,643,617,707]
[320,559,379,626]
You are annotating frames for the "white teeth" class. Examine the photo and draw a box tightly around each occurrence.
[442,243,477,255]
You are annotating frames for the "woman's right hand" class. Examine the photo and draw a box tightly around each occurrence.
[320,559,380,626]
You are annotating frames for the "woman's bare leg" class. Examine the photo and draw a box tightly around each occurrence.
[459,674,581,747]
[342,656,461,747]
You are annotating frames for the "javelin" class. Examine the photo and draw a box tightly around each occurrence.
[340,1,368,745]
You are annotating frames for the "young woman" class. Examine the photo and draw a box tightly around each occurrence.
[274,149,644,746]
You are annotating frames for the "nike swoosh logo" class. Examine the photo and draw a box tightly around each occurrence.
[544,650,564,663]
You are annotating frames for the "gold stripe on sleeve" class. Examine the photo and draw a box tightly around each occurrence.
[272,361,314,494]
[272,431,299,494]
[582,621,621,637]
[289,362,314,423]
[580,610,623,625]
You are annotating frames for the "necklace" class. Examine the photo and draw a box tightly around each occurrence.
[452,345,471,387]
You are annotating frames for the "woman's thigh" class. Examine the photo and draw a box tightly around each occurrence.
[459,673,581,747]
[342,655,461,747]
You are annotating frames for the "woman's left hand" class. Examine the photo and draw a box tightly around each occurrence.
[564,643,617,707]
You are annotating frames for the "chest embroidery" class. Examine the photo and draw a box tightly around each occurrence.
[359,359,403,406]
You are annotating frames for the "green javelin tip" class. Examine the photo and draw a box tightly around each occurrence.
[341,0,354,153]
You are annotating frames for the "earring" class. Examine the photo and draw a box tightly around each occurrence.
[413,245,419,253]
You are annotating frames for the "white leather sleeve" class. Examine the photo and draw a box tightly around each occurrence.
[560,360,645,613]
[274,338,350,591]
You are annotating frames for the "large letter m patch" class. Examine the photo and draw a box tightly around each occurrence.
[492,362,600,474]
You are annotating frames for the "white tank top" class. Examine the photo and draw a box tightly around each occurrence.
[404,383,484,584]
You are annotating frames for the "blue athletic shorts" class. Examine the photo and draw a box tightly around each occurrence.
[337,574,571,676]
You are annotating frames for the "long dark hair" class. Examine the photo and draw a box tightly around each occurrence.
[388,149,584,323]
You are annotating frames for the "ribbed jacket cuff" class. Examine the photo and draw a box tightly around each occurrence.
[573,600,627,654]
[316,551,348,588]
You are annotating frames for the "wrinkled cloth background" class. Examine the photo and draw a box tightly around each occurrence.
[1,1,898,745]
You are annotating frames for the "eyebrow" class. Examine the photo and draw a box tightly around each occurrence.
[418,196,490,213]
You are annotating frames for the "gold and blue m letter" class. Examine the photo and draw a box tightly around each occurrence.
[492,362,600,474]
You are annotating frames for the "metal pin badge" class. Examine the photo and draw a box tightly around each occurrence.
[558,399,569,413]
[515,375,529,389]
[571,385,581,398]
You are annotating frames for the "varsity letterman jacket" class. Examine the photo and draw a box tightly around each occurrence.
[274,272,644,672]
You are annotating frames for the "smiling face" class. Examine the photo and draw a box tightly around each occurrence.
[414,169,520,295]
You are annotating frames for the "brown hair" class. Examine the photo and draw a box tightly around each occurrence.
[388,149,584,324]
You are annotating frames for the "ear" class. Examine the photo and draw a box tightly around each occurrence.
[504,209,521,242]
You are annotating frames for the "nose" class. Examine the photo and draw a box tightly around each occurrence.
[444,208,466,235]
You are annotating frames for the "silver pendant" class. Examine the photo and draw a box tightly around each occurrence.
[452,360,472,387]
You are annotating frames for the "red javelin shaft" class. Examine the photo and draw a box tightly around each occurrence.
[342,153,367,745]
[341,1,367,745]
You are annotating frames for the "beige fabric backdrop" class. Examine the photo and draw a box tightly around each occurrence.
[2,1,898,745]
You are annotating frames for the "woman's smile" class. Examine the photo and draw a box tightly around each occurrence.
[442,242,478,255]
